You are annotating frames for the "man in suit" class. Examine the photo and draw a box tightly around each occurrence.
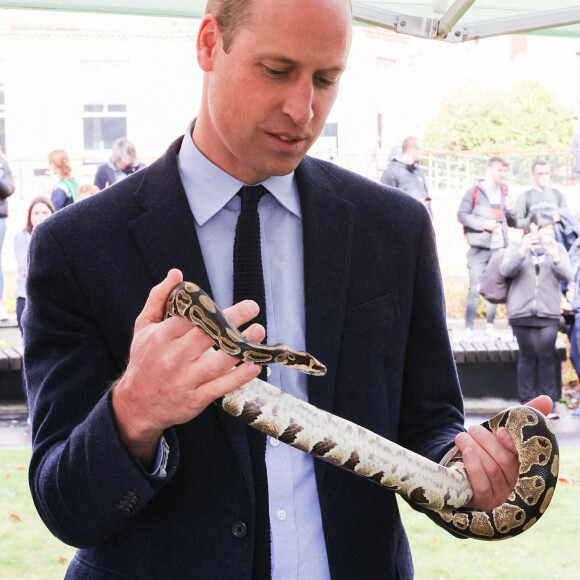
[24,1,550,578]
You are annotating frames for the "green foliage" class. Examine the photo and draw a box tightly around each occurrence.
[424,80,574,152]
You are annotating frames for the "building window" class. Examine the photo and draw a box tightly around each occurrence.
[0,83,5,152]
[83,103,127,151]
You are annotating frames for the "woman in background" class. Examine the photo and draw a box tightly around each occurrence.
[93,138,145,190]
[48,149,78,210]
[500,212,572,419]
[14,196,55,332]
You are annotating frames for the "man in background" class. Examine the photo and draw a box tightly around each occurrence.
[457,156,516,338]
[381,136,432,216]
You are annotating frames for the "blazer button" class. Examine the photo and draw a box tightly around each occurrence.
[232,521,247,538]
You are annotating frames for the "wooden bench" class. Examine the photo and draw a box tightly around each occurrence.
[0,346,24,402]
[451,335,567,399]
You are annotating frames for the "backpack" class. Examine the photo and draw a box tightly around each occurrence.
[471,181,508,209]
[478,248,510,304]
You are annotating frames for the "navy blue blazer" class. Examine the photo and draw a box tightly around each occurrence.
[24,136,465,579]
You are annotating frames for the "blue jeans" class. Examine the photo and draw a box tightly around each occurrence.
[465,246,498,330]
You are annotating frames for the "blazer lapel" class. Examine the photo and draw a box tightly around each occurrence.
[296,159,355,413]
[127,136,255,498]
[296,158,355,486]
[127,137,211,289]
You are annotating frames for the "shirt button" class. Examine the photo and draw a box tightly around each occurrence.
[269,437,280,447]
[232,522,247,538]
[277,510,287,521]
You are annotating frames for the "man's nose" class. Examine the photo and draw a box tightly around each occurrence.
[281,79,314,127]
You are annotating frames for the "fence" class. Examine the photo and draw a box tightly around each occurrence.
[5,148,580,202]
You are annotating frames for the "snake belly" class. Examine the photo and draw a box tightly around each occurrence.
[165,281,559,541]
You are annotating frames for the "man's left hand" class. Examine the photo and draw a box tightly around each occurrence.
[455,395,552,511]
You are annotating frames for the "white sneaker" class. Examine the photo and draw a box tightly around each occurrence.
[461,328,473,340]
[485,324,498,339]
[0,303,9,321]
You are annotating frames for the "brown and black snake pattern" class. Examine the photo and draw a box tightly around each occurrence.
[165,281,559,540]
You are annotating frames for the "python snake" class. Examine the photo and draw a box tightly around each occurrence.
[165,281,559,540]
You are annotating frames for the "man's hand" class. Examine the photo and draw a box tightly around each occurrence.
[455,395,552,512]
[484,219,501,232]
[504,194,515,212]
[112,269,263,466]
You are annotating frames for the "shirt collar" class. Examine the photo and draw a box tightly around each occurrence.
[178,120,301,226]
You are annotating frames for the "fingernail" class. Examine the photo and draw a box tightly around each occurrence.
[247,363,261,376]
[498,427,511,441]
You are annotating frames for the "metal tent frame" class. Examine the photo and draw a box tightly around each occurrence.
[0,1,579,42]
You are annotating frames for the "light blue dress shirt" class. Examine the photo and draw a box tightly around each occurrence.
[177,122,330,579]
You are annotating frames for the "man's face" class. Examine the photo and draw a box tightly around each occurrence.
[532,165,551,191]
[196,0,352,184]
[487,162,508,187]
[411,142,423,164]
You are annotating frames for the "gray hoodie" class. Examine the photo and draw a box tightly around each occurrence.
[500,242,571,320]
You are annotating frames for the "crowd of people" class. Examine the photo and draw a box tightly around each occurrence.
[0,137,144,333]
[382,147,579,421]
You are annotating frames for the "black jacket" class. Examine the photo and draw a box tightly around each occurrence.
[25,136,464,579]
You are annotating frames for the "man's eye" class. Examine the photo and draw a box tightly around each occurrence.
[316,76,337,87]
[264,66,287,77]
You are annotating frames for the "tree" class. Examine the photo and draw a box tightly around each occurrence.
[423,80,573,152]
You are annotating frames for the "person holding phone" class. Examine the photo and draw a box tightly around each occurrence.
[500,212,572,418]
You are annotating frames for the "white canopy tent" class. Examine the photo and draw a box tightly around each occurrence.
[0,0,579,42]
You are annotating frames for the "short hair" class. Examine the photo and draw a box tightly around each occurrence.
[526,211,555,234]
[532,160,549,173]
[401,136,419,153]
[48,149,73,179]
[487,156,508,168]
[111,138,138,167]
[205,0,256,53]
[26,196,55,233]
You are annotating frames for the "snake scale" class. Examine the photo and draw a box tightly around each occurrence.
[165,281,559,540]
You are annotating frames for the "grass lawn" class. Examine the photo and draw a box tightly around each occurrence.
[399,446,580,580]
[0,448,75,579]
[1,446,579,579]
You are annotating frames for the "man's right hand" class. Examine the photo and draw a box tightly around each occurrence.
[484,219,501,231]
[111,269,263,466]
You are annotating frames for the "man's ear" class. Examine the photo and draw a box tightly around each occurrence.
[197,14,222,72]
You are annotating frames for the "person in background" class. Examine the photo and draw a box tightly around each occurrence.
[93,137,145,190]
[380,136,432,216]
[571,130,580,177]
[500,212,571,420]
[48,149,78,210]
[14,196,55,333]
[76,183,99,202]
[457,156,516,339]
[0,148,15,321]
[515,161,568,230]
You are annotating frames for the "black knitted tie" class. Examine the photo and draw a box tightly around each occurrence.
[233,184,271,579]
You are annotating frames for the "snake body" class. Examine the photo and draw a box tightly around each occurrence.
[165,281,559,540]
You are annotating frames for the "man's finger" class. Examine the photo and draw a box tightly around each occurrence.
[524,395,552,417]
[135,269,183,332]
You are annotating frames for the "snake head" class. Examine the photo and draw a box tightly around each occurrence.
[274,350,327,376]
